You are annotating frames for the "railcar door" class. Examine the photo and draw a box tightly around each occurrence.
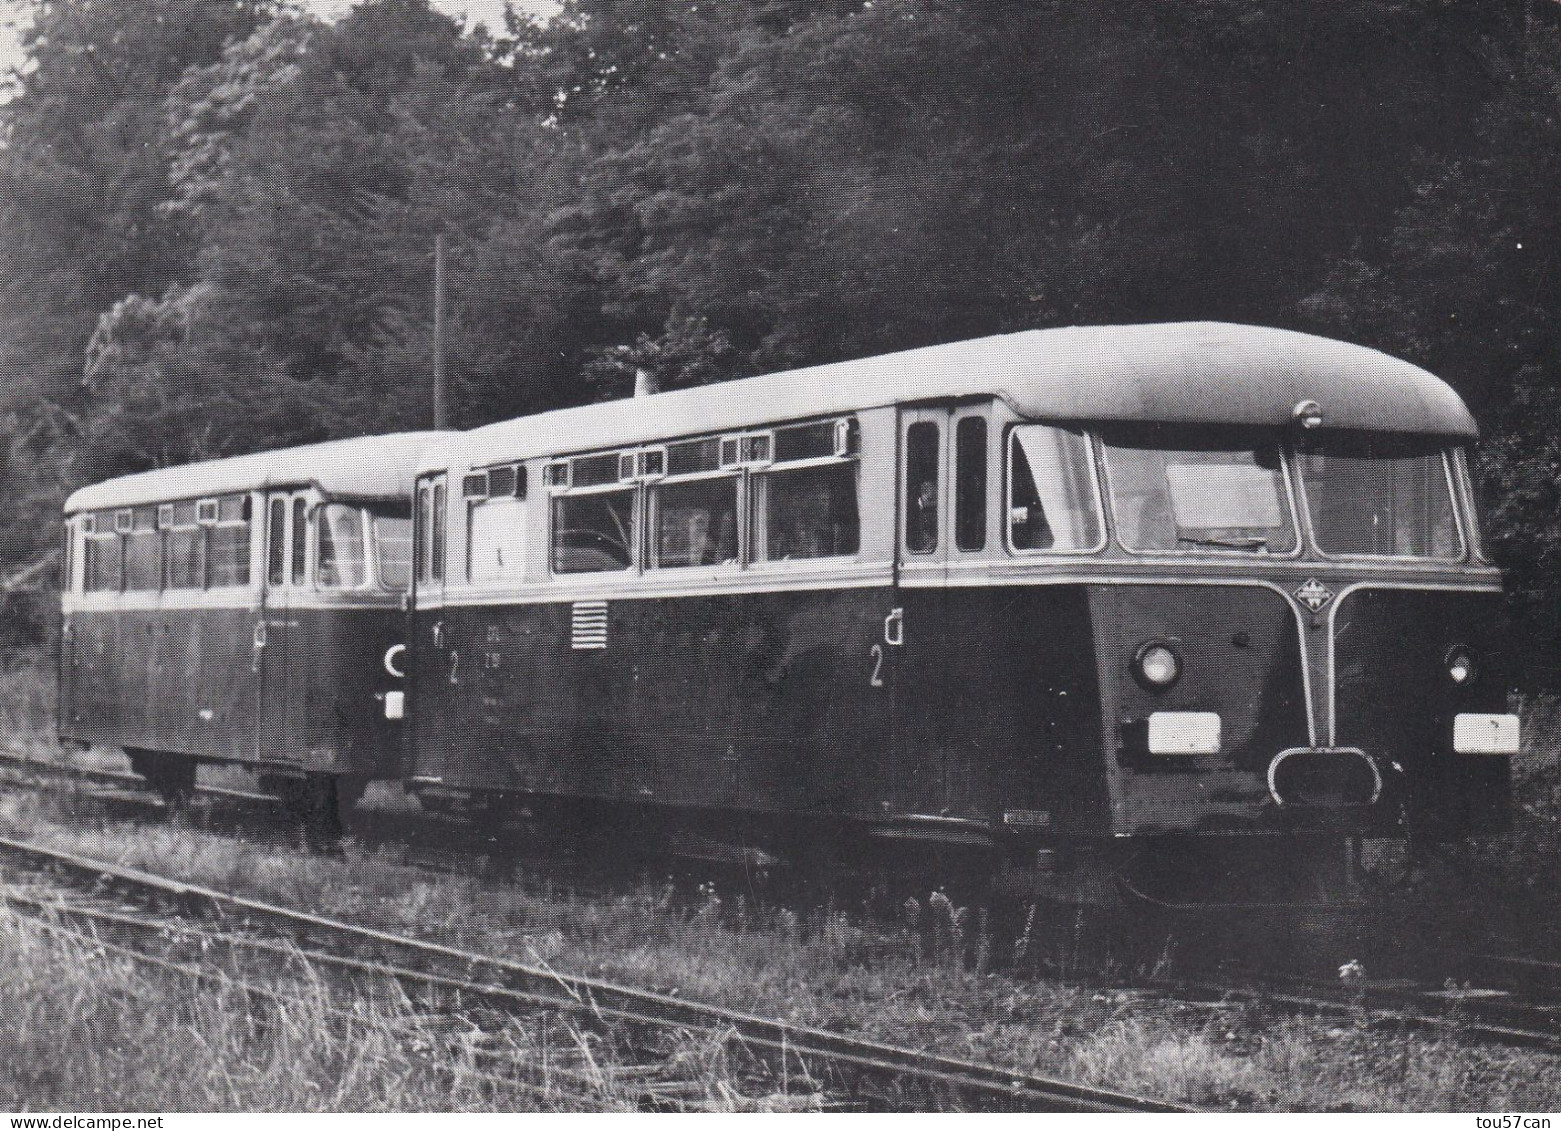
[407,473,450,780]
[58,521,77,734]
[893,407,953,815]
[256,491,310,764]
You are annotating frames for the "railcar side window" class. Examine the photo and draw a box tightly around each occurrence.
[756,464,859,561]
[415,484,432,585]
[431,482,447,582]
[468,497,527,581]
[955,417,987,552]
[317,503,367,588]
[654,478,738,568]
[1100,426,1295,554]
[163,502,204,589]
[84,515,122,592]
[123,507,161,590]
[207,494,251,587]
[268,499,287,586]
[290,498,307,585]
[552,490,635,573]
[373,511,414,589]
[1008,426,1103,552]
[667,438,721,476]
[1297,433,1461,559]
[905,422,940,553]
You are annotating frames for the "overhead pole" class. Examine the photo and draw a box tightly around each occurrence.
[433,232,447,429]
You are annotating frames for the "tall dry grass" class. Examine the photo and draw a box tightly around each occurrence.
[0,907,600,1110]
[0,648,54,755]
[0,902,814,1112]
[4,792,1561,1111]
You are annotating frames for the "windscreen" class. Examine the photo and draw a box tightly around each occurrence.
[1297,433,1461,559]
[1100,426,1296,553]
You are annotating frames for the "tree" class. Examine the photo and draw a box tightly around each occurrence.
[580,312,741,401]
[1299,13,1561,683]
[0,0,267,411]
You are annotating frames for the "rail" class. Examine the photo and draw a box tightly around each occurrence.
[0,833,1189,1113]
[1139,966,1561,1054]
[0,746,276,805]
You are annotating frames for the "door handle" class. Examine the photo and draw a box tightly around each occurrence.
[252,621,267,672]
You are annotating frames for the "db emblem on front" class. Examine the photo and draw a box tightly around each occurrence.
[1294,578,1334,613]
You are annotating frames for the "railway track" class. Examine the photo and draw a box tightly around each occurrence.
[0,832,1188,1113]
[0,744,638,899]
[1449,950,1561,998]
[11,744,1561,1081]
[0,746,277,806]
[1140,962,1561,1054]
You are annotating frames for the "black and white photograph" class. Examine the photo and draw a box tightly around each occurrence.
[0,0,1558,1117]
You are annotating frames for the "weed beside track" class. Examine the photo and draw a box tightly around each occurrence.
[1,788,1559,1111]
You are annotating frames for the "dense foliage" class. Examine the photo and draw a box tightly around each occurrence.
[1,0,1558,677]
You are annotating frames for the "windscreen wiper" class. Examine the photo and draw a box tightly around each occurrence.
[1177,534,1270,551]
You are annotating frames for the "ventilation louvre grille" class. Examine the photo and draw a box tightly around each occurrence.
[570,600,608,650]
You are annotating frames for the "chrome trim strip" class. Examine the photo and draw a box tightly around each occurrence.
[426,565,894,608]
[1267,746,1382,808]
[62,589,401,614]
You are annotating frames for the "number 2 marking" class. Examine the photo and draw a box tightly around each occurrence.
[869,644,885,688]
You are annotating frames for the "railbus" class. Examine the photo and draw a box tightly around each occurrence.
[401,323,1517,900]
[60,433,445,823]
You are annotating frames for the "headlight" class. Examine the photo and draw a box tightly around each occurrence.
[1445,645,1478,686]
[1133,641,1183,690]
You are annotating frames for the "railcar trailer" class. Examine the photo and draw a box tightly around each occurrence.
[403,323,1518,901]
[60,433,445,822]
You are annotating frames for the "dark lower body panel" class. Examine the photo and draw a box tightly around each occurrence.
[407,580,1512,871]
[60,605,404,781]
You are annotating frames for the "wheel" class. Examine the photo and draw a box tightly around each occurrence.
[336,775,369,811]
[300,774,346,839]
[266,773,346,841]
[125,748,196,807]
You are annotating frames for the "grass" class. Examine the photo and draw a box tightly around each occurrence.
[0,648,54,757]
[0,903,727,1111]
[2,793,1560,1112]
[4,648,1561,1110]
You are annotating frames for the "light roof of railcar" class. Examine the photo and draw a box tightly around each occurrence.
[65,432,450,514]
[431,322,1476,472]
